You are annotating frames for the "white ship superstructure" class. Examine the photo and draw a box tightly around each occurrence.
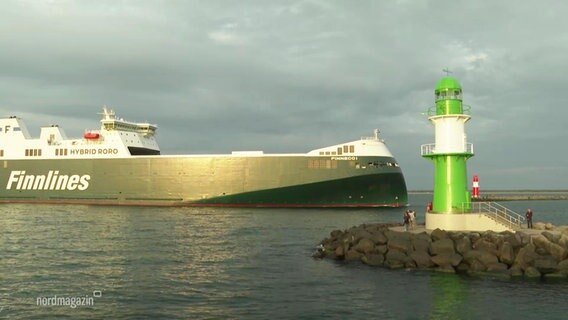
[0,107,159,159]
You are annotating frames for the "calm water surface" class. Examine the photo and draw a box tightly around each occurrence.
[1,195,568,319]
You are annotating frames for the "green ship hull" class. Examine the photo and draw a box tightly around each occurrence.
[0,155,408,207]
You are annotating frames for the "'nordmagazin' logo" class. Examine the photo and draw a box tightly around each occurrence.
[6,171,91,191]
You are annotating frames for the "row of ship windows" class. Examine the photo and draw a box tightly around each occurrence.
[319,145,355,156]
[1,148,70,157]
[357,161,399,168]
[25,149,42,157]
[56,148,69,156]
[308,160,399,169]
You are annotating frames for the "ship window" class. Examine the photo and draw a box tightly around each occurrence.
[343,145,348,153]
[56,149,59,156]
[337,147,342,155]
[25,149,29,156]
[38,149,42,156]
[325,151,330,155]
[0,150,3,157]
[331,151,336,155]
[65,149,68,156]
[349,145,355,153]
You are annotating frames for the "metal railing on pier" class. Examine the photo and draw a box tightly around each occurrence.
[462,201,525,230]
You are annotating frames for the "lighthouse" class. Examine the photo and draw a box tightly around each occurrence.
[421,74,523,232]
[421,74,474,214]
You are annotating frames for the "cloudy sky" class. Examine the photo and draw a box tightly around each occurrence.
[1,0,567,190]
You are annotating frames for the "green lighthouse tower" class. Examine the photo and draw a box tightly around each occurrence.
[421,75,474,213]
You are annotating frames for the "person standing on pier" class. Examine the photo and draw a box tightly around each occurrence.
[526,208,533,229]
[408,210,416,230]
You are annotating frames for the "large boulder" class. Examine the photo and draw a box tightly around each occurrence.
[558,259,568,274]
[472,238,498,255]
[412,233,432,253]
[477,251,499,267]
[409,250,434,268]
[455,236,472,255]
[435,265,456,273]
[361,253,384,266]
[353,238,375,254]
[387,235,412,253]
[545,223,555,230]
[385,249,409,269]
[430,238,456,255]
[369,231,388,245]
[542,231,560,244]
[506,233,523,250]
[352,229,373,243]
[463,250,483,264]
[431,253,463,267]
[431,228,448,241]
[514,243,537,269]
[534,255,559,274]
[334,245,346,260]
[509,264,524,277]
[498,241,515,266]
[534,222,546,230]
[558,234,568,248]
[486,262,509,273]
[524,266,541,278]
[330,229,343,239]
[468,259,487,273]
[533,234,568,261]
[375,245,388,255]
[345,249,363,261]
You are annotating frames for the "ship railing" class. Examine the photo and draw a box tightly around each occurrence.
[460,201,525,230]
[420,143,474,156]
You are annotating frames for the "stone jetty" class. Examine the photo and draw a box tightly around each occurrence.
[315,222,568,279]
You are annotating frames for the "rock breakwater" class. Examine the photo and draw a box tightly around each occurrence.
[316,223,568,279]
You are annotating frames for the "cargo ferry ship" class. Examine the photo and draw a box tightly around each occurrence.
[0,108,407,207]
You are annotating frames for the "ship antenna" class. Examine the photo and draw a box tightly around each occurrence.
[99,105,115,120]
[374,128,379,140]
[443,68,452,76]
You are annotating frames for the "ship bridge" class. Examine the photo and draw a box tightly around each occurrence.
[100,107,158,137]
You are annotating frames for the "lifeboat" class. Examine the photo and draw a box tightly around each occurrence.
[84,132,100,140]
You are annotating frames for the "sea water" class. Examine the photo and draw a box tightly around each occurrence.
[1,195,568,319]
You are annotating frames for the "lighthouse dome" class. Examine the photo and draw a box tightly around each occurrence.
[435,77,461,91]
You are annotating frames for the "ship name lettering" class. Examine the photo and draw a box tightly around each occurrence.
[330,156,358,161]
[69,148,119,155]
[6,170,91,191]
